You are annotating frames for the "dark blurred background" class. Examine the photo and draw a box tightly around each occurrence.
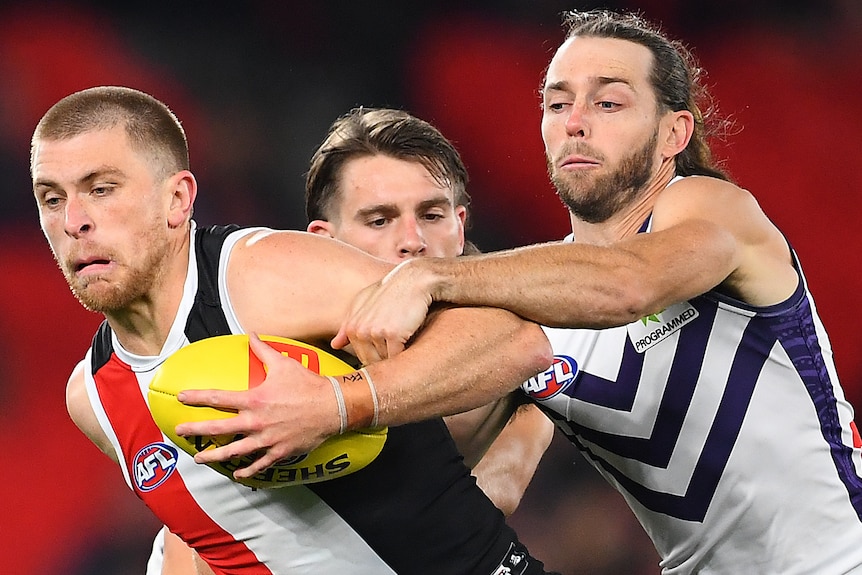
[2,1,860,574]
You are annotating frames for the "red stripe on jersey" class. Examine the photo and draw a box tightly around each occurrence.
[94,354,273,574]
[852,421,861,449]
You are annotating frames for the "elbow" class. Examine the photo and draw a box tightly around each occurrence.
[521,322,553,375]
[618,284,655,324]
[495,492,522,518]
[474,473,524,517]
[597,273,660,327]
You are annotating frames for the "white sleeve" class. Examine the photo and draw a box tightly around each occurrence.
[145,526,166,575]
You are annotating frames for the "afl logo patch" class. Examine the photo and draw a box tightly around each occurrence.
[521,355,578,400]
[133,442,178,492]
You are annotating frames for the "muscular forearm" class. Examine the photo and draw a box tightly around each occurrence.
[173,300,551,477]
[363,307,552,428]
[411,226,733,328]
[414,243,643,328]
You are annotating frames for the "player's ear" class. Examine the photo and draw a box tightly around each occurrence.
[167,170,197,228]
[661,110,694,159]
[454,205,467,253]
[307,220,335,238]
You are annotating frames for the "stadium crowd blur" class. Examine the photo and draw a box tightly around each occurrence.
[2,1,860,573]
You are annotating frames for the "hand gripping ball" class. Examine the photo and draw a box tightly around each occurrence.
[148,334,387,488]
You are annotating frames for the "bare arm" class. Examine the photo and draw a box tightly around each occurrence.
[444,395,524,468]
[446,397,554,516]
[161,529,214,575]
[174,231,553,477]
[336,176,798,344]
[66,360,117,462]
[469,403,553,516]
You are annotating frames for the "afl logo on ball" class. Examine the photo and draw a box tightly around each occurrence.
[521,355,578,400]
[134,442,178,492]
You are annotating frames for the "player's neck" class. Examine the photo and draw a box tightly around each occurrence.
[106,246,191,357]
[569,160,675,244]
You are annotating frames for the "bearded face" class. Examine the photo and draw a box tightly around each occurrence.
[548,129,658,224]
[53,221,172,313]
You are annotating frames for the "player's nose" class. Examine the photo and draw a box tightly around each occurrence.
[397,218,426,259]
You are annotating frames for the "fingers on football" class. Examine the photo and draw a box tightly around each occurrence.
[330,327,349,350]
[174,404,246,437]
[232,452,281,479]
[248,332,280,362]
[190,435,260,465]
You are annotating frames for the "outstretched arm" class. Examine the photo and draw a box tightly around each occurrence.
[174,231,553,478]
[177,309,551,478]
[335,177,799,349]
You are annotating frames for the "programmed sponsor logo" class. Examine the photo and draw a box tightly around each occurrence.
[521,355,578,400]
[134,442,178,492]
[627,301,699,353]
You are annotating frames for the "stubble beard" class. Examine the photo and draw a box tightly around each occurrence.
[548,130,658,224]
[56,226,172,314]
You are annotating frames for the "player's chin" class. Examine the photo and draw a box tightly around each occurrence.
[71,282,130,313]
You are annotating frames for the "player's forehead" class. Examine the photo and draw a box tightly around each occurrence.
[544,36,654,93]
[337,155,456,214]
[32,126,141,185]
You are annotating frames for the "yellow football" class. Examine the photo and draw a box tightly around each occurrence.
[148,334,387,489]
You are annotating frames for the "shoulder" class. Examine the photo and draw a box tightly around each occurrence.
[652,175,781,250]
[655,176,797,306]
[228,229,392,292]
[654,176,759,223]
[66,359,117,462]
[225,230,395,340]
[231,229,388,270]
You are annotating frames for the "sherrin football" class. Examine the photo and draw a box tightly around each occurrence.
[148,334,387,489]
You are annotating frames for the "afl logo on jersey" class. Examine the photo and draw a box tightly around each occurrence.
[521,355,578,400]
[134,442,178,492]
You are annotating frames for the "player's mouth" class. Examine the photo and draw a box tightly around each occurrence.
[73,257,114,275]
[560,154,600,170]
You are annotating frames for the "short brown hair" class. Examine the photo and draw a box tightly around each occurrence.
[31,86,189,181]
[305,107,471,224]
